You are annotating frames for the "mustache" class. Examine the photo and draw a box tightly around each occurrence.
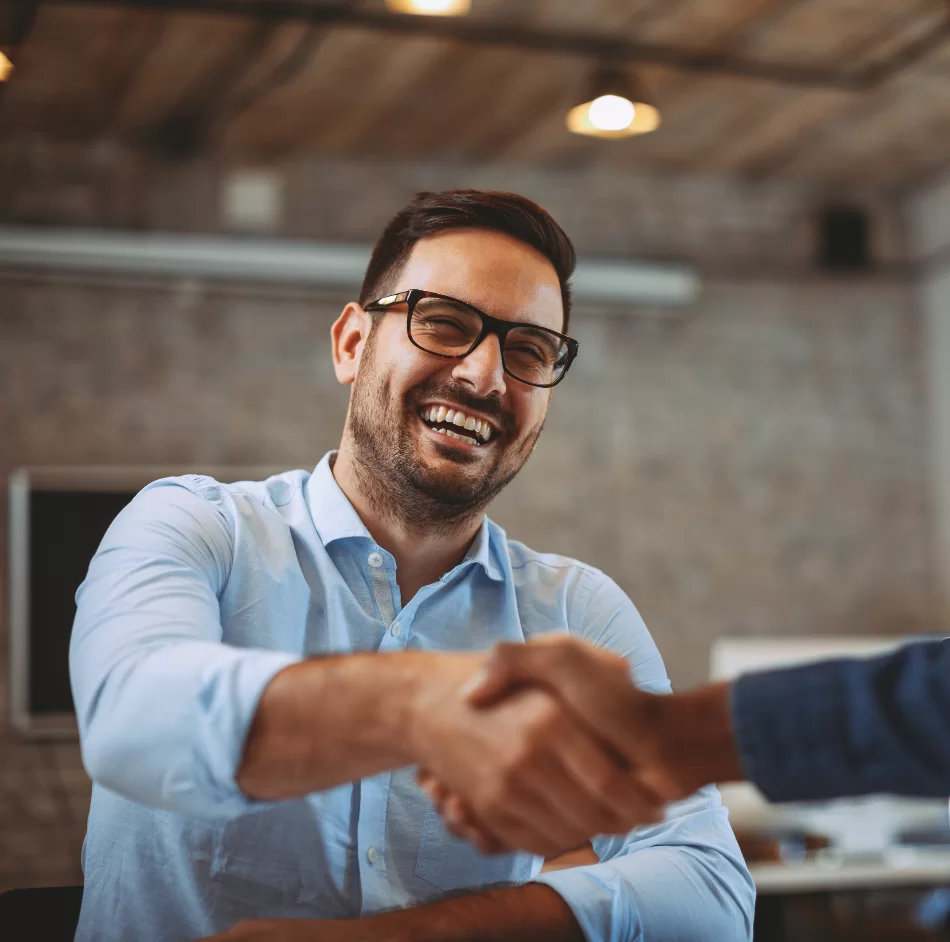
[406,381,515,435]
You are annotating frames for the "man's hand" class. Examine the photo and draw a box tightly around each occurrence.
[406,652,664,858]
[418,636,743,852]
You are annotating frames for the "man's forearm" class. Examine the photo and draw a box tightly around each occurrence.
[367,883,583,942]
[237,652,442,800]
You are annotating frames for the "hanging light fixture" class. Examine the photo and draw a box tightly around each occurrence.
[567,66,660,139]
[386,0,471,15]
[0,52,14,83]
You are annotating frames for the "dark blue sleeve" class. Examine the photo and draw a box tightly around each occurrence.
[731,639,950,802]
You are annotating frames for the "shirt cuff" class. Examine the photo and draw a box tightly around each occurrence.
[532,864,638,942]
[181,648,301,818]
[731,659,851,803]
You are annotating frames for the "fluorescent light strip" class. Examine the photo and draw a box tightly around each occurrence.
[0,227,700,306]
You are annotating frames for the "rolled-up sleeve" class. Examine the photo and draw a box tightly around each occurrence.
[69,480,299,819]
[533,569,755,942]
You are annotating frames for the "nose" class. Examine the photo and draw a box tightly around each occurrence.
[451,332,507,398]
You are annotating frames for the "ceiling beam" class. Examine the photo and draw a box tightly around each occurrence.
[47,0,945,92]
[0,0,40,46]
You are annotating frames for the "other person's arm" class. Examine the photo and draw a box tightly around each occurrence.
[462,634,950,804]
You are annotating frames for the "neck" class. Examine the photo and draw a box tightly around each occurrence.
[331,445,485,603]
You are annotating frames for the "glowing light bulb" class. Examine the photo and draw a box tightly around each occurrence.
[588,95,635,132]
[412,0,455,9]
[386,0,470,13]
[0,52,13,83]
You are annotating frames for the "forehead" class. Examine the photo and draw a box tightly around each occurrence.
[390,229,564,332]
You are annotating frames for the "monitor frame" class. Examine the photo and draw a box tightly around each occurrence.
[8,464,285,740]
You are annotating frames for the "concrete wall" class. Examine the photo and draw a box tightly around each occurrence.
[0,140,938,889]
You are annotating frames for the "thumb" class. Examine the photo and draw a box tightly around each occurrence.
[461,642,538,706]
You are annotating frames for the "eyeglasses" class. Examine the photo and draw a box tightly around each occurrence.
[363,289,578,388]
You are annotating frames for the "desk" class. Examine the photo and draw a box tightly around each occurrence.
[752,849,950,896]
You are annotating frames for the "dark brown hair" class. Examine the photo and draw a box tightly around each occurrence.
[359,189,576,333]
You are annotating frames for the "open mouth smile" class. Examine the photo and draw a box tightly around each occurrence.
[418,405,496,447]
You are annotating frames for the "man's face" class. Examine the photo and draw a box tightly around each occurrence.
[344,228,564,524]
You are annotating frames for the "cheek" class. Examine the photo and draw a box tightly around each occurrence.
[514,394,549,436]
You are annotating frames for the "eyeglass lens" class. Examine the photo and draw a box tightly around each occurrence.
[409,295,568,385]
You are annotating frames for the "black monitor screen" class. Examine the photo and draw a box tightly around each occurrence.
[28,490,138,714]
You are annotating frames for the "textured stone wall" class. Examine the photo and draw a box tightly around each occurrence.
[0,142,937,890]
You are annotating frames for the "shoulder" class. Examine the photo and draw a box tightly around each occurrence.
[500,532,668,691]
[502,534,616,603]
[137,468,309,523]
[116,468,308,558]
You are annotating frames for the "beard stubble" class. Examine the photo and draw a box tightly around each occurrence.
[346,328,543,532]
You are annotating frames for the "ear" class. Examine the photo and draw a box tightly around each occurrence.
[331,302,372,386]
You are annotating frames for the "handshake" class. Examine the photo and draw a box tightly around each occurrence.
[412,635,743,858]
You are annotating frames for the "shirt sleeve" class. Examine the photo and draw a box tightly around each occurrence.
[732,638,950,802]
[531,570,755,942]
[69,479,299,819]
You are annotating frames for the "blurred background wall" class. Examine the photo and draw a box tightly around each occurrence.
[1,0,949,913]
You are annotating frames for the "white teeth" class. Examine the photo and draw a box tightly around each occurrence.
[421,405,491,444]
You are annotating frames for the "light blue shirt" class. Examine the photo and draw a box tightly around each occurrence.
[70,453,754,942]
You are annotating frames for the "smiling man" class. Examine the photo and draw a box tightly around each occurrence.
[70,190,754,942]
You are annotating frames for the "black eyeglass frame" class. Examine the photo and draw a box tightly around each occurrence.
[363,288,579,389]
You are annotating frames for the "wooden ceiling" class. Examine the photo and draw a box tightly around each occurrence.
[3,0,950,187]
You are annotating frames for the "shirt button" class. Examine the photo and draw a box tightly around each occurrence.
[368,552,383,568]
[367,846,378,864]
[391,622,401,638]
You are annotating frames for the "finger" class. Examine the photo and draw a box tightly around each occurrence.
[417,771,450,806]
[476,778,591,858]
[462,638,579,706]
[551,716,664,829]
[465,637,585,709]
[524,748,630,840]
[442,795,508,854]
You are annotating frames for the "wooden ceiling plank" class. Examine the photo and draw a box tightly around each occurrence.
[108,12,273,137]
[0,5,167,137]
[761,75,919,180]
[632,0,799,48]
[783,74,950,184]
[268,35,459,155]
[702,86,851,173]
[832,0,944,76]
[223,27,389,158]
[742,0,944,71]
[450,52,578,160]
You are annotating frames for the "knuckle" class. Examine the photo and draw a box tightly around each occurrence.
[529,700,563,737]
[590,764,624,799]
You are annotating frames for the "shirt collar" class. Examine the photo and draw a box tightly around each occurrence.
[305,451,505,582]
